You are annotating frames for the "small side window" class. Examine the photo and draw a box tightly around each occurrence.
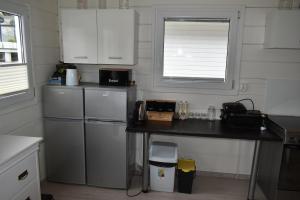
[0,2,34,108]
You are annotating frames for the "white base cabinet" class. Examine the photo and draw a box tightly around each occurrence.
[0,135,42,200]
[61,9,137,65]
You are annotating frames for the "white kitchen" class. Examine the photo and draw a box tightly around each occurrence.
[0,0,300,200]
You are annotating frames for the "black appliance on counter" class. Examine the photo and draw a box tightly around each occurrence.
[258,116,300,200]
[99,69,132,86]
[220,102,265,130]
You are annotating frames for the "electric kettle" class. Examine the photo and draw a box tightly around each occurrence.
[66,68,79,86]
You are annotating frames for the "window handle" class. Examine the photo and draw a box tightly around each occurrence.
[73,56,88,59]
[18,170,29,181]
[108,56,123,60]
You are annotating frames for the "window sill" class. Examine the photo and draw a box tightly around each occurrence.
[150,85,239,96]
[0,91,36,116]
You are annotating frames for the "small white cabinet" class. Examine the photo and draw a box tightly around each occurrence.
[264,10,300,49]
[61,9,137,65]
[0,135,42,200]
[98,9,137,65]
[61,9,98,64]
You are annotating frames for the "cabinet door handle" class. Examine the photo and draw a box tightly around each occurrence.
[108,56,123,60]
[25,197,31,200]
[18,170,29,181]
[74,56,88,59]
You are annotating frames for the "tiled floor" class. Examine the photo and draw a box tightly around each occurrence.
[41,175,267,200]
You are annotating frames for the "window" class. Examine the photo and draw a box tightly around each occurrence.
[154,6,243,92]
[0,1,33,107]
[163,19,229,80]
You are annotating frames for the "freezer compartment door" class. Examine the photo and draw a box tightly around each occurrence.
[86,120,127,188]
[85,88,127,121]
[44,118,86,184]
[43,86,84,119]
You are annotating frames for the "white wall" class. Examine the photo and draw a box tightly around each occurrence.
[0,0,59,179]
[59,0,300,175]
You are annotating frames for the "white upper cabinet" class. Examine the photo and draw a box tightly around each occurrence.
[264,10,300,49]
[61,9,98,64]
[61,9,137,65]
[98,9,137,65]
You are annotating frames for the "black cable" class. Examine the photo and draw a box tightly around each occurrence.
[126,174,143,197]
[127,189,142,197]
[235,98,255,110]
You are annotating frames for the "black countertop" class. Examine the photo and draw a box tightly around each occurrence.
[268,115,300,133]
[126,119,282,141]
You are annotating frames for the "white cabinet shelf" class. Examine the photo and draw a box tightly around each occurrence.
[61,9,137,65]
[264,9,300,49]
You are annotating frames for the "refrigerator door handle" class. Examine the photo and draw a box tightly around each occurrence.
[85,119,126,124]
[45,117,83,122]
[85,117,98,121]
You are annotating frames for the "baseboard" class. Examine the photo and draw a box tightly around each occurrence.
[135,164,249,180]
[196,170,250,180]
[40,176,47,182]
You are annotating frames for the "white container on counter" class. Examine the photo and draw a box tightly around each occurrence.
[66,69,79,86]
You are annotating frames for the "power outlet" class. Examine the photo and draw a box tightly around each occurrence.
[239,83,248,93]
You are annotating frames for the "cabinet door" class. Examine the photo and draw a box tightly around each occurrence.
[44,119,86,184]
[61,9,98,63]
[12,180,40,200]
[85,88,127,122]
[98,9,136,65]
[85,121,127,189]
[43,86,84,119]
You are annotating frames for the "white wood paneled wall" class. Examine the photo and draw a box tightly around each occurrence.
[0,0,59,179]
[133,1,300,175]
[59,0,300,175]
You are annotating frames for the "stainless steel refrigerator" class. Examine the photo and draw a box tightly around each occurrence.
[43,86,86,184]
[84,86,136,189]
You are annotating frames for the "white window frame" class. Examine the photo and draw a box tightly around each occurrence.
[154,6,244,94]
[0,0,34,108]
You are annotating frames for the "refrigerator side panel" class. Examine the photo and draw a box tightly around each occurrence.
[44,118,86,184]
[43,86,84,119]
[86,121,127,189]
[85,88,127,121]
[127,130,136,186]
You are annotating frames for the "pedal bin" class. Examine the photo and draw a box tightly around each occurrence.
[149,141,178,192]
[177,159,196,194]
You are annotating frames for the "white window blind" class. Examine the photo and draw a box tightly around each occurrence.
[0,65,28,95]
[0,9,30,98]
[163,19,230,81]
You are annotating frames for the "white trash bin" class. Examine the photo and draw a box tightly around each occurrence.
[149,141,178,192]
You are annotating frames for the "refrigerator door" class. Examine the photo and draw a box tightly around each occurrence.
[85,88,127,122]
[44,118,86,184]
[43,86,84,119]
[85,120,127,188]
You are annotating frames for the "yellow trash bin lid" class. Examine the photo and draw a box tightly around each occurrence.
[178,159,196,173]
